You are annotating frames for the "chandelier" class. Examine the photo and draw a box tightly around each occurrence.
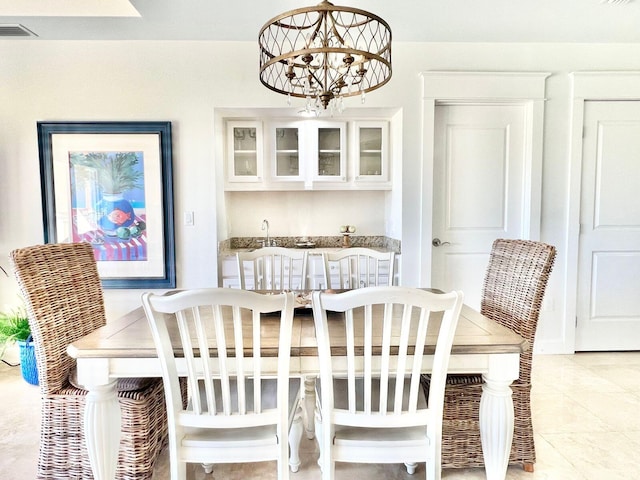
[258,1,392,115]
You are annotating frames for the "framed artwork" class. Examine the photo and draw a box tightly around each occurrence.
[37,121,175,289]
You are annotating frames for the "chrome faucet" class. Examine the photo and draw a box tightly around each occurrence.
[261,219,270,247]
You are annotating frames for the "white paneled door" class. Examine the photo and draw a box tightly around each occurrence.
[576,100,640,351]
[431,103,528,310]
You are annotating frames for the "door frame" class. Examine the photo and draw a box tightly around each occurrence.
[419,71,549,286]
[567,71,640,352]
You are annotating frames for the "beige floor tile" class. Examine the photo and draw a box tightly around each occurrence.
[531,392,611,434]
[542,431,640,480]
[584,364,640,393]
[527,434,588,480]
[0,362,40,480]
[563,390,640,431]
[537,363,625,394]
[568,351,640,367]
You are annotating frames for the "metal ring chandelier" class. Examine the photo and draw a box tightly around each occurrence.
[258,1,392,114]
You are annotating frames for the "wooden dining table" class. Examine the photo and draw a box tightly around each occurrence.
[67,291,527,480]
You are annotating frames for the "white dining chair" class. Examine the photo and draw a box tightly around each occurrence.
[322,247,395,289]
[237,247,309,290]
[142,288,304,480]
[311,286,464,480]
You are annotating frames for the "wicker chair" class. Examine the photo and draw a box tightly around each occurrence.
[10,242,169,480]
[422,238,556,472]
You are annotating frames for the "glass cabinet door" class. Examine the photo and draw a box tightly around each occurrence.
[272,123,304,181]
[313,122,346,181]
[227,121,263,182]
[354,121,389,183]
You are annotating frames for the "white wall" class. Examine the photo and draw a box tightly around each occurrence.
[2,40,640,352]
[226,191,389,238]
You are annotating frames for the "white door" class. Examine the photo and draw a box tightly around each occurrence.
[431,103,528,309]
[575,100,640,351]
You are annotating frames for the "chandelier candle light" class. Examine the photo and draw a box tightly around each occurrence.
[258,1,392,115]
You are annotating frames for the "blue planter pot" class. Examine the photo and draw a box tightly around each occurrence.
[17,336,38,386]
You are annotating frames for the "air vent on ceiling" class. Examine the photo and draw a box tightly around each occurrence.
[0,24,38,37]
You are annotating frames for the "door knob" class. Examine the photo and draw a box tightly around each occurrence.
[432,238,451,247]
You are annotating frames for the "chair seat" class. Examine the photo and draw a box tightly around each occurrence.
[334,425,427,445]
[445,374,483,386]
[326,377,429,450]
[69,366,154,392]
[183,424,278,448]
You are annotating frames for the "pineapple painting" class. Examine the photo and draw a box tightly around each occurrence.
[69,151,147,259]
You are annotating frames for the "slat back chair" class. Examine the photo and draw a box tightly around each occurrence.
[322,247,395,289]
[311,286,464,480]
[141,288,304,480]
[237,247,308,290]
[10,242,169,480]
[427,238,556,472]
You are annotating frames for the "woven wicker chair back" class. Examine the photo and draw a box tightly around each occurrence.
[10,243,107,395]
[480,239,556,384]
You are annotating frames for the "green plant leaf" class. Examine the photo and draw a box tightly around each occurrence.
[0,304,30,359]
[70,151,144,194]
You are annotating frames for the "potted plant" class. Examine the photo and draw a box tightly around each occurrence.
[0,303,38,385]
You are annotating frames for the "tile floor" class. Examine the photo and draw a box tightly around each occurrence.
[2,352,639,479]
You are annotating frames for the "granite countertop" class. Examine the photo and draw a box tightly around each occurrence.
[219,236,401,255]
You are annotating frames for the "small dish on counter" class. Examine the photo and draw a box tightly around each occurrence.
[295,242,316,249]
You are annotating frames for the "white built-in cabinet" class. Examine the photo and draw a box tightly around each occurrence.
[224,117,389,190]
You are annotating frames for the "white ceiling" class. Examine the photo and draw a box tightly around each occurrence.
[1,0,640,43]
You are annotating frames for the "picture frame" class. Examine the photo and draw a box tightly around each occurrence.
[37,121,176,289]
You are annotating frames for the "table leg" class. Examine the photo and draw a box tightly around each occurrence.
[480,354,518,480]
[84,381,121,480]
[303,375,316,439]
